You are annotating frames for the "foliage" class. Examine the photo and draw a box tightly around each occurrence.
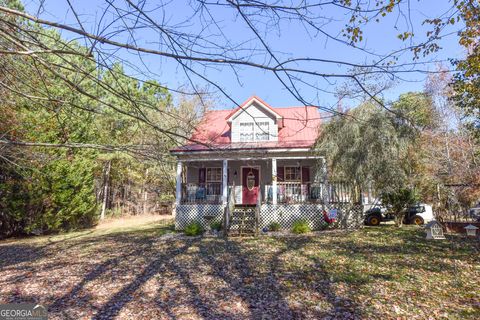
[392,92,438,130]
[451,1,480,137]
[184,221,203,236]
[316,101,420,193]
[210,221,222,232]
[268,221,281,232]
[291,220,311,234]
[0,9,200,237]
[381,188,419,226]
[417,69,480,216]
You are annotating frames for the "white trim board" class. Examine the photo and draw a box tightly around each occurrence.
[178,156,325,162]
[171,147,313,156]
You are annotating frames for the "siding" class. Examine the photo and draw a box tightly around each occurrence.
[230,101,278,142]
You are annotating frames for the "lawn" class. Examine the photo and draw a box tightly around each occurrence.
[0,218,479,319]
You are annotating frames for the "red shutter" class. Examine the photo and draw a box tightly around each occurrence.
[301,167,310,183]
[277,166,284,182]
[199,168,206,184]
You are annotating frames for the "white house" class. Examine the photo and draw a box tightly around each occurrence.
[170,96,363,234]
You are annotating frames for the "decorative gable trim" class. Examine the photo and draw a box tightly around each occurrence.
[225,96,283,123]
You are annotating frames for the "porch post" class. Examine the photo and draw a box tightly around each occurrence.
[222,159,228,204]
[175,161,182,205]
[272,158,277,204]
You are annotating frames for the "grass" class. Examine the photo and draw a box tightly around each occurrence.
[0,220,478,319]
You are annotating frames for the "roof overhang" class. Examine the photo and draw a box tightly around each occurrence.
[171,147,312,156]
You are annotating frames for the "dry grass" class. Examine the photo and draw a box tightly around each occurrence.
[0,221,479,319]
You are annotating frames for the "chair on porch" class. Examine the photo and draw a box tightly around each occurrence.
[195,186,206,202]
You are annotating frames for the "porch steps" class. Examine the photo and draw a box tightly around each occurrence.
[227,204,257,237]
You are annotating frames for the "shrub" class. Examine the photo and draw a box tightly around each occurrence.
[184,221,203,236]
[210,221,222,231]
[291,220,311,234]
[269,221,281,232]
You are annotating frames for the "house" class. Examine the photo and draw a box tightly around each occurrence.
[170,96,363,233]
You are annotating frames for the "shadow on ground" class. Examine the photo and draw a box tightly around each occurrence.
[0,225,478,319]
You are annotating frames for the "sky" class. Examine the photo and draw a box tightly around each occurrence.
[22,0,466,111]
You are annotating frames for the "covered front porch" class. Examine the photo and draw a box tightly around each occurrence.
[173,152,365,232]
[175,156,329,206]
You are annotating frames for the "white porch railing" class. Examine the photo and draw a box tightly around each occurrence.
[180,181,361,204]
[181,182,223,204]
[265,182,360,204]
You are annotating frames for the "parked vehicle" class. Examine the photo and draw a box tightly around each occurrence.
[469,204,480,222]
[364,203,434,226]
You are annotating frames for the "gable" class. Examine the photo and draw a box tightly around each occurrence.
[230,102,279,142]
[226,96,283,123]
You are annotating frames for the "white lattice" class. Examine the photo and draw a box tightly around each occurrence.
[175,203,364,231]
[175,204,224,230]
[259,203,363,230]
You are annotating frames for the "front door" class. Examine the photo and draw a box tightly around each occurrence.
[242,167,260,204]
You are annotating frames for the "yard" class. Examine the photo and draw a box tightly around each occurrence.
[0,217,479,319]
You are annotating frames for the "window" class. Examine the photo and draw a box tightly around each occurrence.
[206,167,222,196]
[206,168,222,182]
[239,122,254,142]
[239,121,270,142]
[255,122,269,141]
[284,167,301,181]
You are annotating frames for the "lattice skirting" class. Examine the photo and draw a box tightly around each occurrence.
[259,203,364,230]
[174,203,364,231]
[175,204,224,230]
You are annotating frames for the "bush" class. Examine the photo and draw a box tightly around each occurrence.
[269,221,281,232]
[291,220,311,234]
[184,222,203,236]
[210,221,222,231]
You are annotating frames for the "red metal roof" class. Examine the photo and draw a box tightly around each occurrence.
[171,98,321,153]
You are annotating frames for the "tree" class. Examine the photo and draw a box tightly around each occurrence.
[419,68,480,218]
[451,0,480,137]
[381,188,419,226]
[0,15,200,236]
[316,92,436,226]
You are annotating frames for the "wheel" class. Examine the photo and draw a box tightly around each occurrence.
[411,215,424,225]
[366,215,381,226]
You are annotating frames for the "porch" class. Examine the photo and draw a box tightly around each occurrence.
[174,156,365,232]
[176,157,336,205]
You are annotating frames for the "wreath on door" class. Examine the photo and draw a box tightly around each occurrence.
[247,171,255,191]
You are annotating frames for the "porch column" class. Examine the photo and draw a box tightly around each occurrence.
[175,161,182,205]
[222,159,228,204]
[272,158,277,204]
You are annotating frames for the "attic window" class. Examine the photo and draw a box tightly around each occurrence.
[239,121,270,142]
[239,122,254,142]
[255,122,269,141]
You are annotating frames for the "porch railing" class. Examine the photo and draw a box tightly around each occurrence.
[265,182,361,204]
[181,182,222,204]
[180,181,361,204]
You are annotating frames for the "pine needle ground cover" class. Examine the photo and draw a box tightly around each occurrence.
[0,222,478,319]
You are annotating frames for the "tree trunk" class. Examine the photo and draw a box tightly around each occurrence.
[143,168,149,215]
[100,160,111,220]
[395,209,405,227]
